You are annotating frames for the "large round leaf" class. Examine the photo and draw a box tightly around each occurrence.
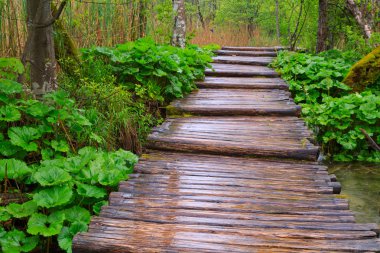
[27,212,65,237]
[33,185,73,208]
[34,166,72,186]
[0,105,21,122]
[0,159,31,180]
[76,183,107,199]
[58,206,91,224]
[0,229,39,253]
[8,126,42,152]
[0,79,23,95]
[6,201,37,218]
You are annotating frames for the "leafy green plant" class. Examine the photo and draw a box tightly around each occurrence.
[82,38,214,100]
[0,66,138,252]
[272,50,380,162]
[59,39,215,153]
[303,91,380,162]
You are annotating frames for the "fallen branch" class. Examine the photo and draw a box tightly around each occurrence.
[360,128,380,151]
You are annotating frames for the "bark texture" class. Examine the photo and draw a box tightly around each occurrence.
[25,0,57,97]
[316,0,328,52]
[172,0,186,48]
[346,0,372,39]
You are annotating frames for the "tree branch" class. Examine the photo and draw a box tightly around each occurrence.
[33,0,67,28]
[360,128,380,151]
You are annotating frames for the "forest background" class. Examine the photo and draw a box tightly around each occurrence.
[1,0,379,57]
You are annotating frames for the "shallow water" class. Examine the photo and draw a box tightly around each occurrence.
[328,163,380,225]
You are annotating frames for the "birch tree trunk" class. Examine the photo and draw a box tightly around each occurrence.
[316,0,328,52]
[25,0,57,97]
[346,0,372,39]
[172,0,186,48]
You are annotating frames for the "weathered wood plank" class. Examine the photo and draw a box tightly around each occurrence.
[102,205,357,223]
[168,89,301,116]
[196,77,289,90]
[206,64,279,77]
[148,117,319,160]
[73,218,380,252]
[213,56,274,66]
[215,50,278,57]
[221,46,287,51]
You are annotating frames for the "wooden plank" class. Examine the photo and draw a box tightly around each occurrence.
[73,218,380,252]
[147,117,319,160]
[168,89,301,116]
[206,64,279,77]
[74,233,370,253]
[98,209,373,233]
[213,56,274,66]
[102,206,357,223]
[221,46,287,51]
[196,77,289,90]
[215,50,278,57]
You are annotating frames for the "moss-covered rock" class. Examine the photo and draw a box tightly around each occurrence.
[343,46,380,92]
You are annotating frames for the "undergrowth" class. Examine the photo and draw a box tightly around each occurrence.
[59,38,216,153]
[272,50,380,162]
[0,39,217,252]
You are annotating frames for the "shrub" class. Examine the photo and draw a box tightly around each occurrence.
[272,50,380,162]
[0,61,138,253]
[59,39,215,153]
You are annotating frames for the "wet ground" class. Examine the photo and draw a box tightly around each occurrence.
[329,163,380,225]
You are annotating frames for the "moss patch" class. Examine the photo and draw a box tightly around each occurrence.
[343,46,380,92]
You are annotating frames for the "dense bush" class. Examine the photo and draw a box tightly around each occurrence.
[82,38,215,100]
[59,38,215,153]
[0,59,138,252]
[272,50,380,162]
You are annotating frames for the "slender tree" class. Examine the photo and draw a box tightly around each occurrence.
[275,0,280,41]
[172,0,186,48]
[346,0,372,39]
[316,0,328,52]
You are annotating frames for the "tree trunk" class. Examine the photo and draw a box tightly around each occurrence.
[171,0,186,48]
[25,0,57,97]
[195,0,206,29]
[138,0,147,38]
[275,0,280,41]
[346,0,372,39]
[316,0,328,52]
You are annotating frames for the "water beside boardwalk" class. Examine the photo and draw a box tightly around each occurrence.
[329,163,380,225]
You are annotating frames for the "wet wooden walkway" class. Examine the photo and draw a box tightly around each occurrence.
[73,47,380,252]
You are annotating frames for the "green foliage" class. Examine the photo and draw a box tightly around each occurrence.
[0,58,24,80]
[273,50,380,162]
[0,62,138,252]
[59,39,214,152]
[273,50,361,103]
[82,38,213,100]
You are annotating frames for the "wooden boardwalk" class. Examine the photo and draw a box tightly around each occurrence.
[73,47,380,252]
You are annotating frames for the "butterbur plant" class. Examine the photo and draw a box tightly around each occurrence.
[0,60,138,252]
[272,51,380,162]
[82,38,215,101]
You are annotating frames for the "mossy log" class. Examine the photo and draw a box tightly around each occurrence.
[343,46,380,92]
